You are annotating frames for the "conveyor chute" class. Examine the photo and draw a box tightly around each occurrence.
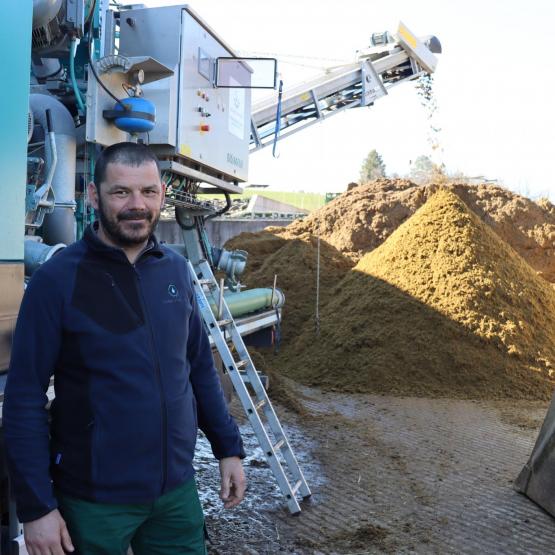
[250,22,441,152]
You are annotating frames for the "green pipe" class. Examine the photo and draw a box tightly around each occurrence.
[163,245,284,316]
[208,288,285,318]
[70,38,86,114]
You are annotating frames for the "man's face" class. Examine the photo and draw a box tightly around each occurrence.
[88,161,165,247]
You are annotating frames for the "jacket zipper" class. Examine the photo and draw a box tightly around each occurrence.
[133,262,168,494]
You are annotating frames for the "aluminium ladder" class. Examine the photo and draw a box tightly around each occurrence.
[188,259,311,514]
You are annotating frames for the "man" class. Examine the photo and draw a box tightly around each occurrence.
[3,142,246,554]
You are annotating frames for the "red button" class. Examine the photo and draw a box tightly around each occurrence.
[200,124,210,132]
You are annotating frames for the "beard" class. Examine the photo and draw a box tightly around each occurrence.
[97,197,160,247]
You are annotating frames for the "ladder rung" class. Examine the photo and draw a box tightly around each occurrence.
[273,438,285,451]
[235,360,249,370]
[217,319,233,327]
[198,279,214,287]
[255,399,266,411]
[291,479,303,496]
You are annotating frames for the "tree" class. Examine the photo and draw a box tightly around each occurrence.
[410,155,434,183]
[360,149,386,181]
[409,155,447,184]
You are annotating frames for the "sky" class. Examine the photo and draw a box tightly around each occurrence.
[142,0,555,199]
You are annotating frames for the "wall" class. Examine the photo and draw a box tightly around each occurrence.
[157,218,292,248]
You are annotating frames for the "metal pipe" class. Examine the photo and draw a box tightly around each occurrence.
[208,288,285,318]
[162,244,284,316]
[24,240,66,276]
[31,57,62,81]
[30,94,77,246]
[32,108,58,214]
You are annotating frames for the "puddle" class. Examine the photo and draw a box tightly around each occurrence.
[194,420,324,516]
[193,419,325,553]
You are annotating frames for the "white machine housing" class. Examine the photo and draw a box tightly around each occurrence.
[119,5,251,182]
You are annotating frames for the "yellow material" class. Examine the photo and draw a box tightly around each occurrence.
[398,23,417,50]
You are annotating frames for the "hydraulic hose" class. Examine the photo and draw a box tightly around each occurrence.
[204,192,232,222]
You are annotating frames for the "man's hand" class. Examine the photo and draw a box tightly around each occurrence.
[23,508,74,555]
[219,456,246,509]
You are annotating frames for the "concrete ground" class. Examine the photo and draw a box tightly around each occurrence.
[195,385,555,554]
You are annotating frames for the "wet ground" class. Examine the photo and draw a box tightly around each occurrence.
[194,385,555,554]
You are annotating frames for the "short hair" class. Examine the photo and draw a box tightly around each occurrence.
[94,142,161,188]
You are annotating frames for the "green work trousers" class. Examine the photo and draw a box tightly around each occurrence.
[56,478,207,555]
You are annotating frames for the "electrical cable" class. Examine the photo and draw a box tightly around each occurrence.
[272,79,283,158]
[87,37,128,110]
[238,50,349,64]
[204,192,231,222]
[84,0,97,32]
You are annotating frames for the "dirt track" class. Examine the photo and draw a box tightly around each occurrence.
[195,385,555,554]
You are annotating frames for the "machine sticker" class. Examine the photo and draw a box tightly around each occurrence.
[228,77,245,140]
[227,152,244,168]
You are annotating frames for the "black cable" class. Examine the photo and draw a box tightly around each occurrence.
[204,192,231,222]
[121,83,134,96]
[84,0,97,32]
[195,217,212,263]
[87,37,128,110]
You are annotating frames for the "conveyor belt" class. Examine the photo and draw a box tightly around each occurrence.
[250,24,440,152]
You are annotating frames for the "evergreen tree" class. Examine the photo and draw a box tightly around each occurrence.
[410,155,448,184]
[410,155,433,183]
[360,149,386,181]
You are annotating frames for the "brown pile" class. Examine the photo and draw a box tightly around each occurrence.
[286,179,555,282]
[228,183,555,400]
[227,230,352,345]
[279,190,555,399]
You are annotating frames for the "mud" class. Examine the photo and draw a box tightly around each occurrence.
[196,390,554,554]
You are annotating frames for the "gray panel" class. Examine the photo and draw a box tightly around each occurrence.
[118,5,251,181]
[118,5,183,147]
[86,69,130,146]
[176,10,250,181]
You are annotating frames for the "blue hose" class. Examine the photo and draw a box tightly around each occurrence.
[272,79,283,158]
[70,38,86,114]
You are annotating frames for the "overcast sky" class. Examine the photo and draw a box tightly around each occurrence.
[143,0,555,199]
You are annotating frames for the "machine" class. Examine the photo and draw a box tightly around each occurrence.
[0,1,440,550]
